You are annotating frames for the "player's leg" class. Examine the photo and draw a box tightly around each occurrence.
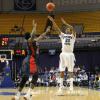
[68,72,74,91]
[12,56,29,100]
[59,53,66,89]
[57,53,66,95]
[59,71,64,89]
[67,53,75,91]
[12,75,28,100]
[24,72,38,100]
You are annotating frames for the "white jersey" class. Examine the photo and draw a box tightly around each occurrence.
[59,32,76,52]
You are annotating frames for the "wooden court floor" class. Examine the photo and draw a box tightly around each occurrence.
[0,87,100,100]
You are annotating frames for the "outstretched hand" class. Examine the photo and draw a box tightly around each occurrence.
[61,17,73,29]
[48,16,54,22]
[48,16,61,33]
[32,20,37,28]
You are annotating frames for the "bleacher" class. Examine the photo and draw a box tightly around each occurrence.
[0,13,48,34]
[0,11,100,35]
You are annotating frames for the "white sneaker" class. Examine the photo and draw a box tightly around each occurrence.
[56,89,63,96]
[12,95,20,100]
[23,94,32,100]
[69,81,74,91]
[67,90,75,95]
[56,86,66,96]
[69,86,73,91]
[67,87,75,95]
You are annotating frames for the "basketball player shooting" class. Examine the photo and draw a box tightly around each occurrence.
[48,16,76,94]
[12,20,50,100]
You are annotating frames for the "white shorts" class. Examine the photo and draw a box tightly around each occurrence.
[59,52,75,72]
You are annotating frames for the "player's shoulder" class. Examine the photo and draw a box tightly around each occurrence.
[61,32,64,35]
[59,32,64,38]
[68,34,76,39]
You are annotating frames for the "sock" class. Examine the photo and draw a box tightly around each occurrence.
[26,88,32,96]
[59,78,63,89]
[69,78,74,91]
[16,91,21,97]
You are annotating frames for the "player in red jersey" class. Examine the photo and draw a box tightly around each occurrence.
[12,20,50,100]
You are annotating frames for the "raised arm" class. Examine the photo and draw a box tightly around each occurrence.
[61,18,76,37]
[61,18,73,29]
[48,16,61,33]
[34,26,51,42]
[30,20,37,39]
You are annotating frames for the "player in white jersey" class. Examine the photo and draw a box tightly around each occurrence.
[48,16,76,94]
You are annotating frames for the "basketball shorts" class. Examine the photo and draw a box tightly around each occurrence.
[59,52,75,72]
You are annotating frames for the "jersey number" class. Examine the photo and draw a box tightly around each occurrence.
[65,38,70,45]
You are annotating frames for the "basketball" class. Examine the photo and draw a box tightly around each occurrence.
[46,2,55,12]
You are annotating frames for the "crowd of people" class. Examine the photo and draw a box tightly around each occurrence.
[15,65,100,88]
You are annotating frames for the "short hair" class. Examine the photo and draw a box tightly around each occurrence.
[61,24,72,33]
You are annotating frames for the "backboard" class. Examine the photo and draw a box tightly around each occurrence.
[0,50,13,62]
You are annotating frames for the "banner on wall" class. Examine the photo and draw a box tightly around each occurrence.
[14,0,36,11]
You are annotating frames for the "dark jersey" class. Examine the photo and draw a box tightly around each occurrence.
[27,40,37,57]
[22,40,38,75]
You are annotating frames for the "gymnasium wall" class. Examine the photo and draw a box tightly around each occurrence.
[56,11,100,33]
[0,0,13,11]
[0,0,100,34]
[37,0,100,12]
[0,0,100,12]
[0,11,100,34]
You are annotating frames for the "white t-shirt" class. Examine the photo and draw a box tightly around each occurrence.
[59,32,76,52]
